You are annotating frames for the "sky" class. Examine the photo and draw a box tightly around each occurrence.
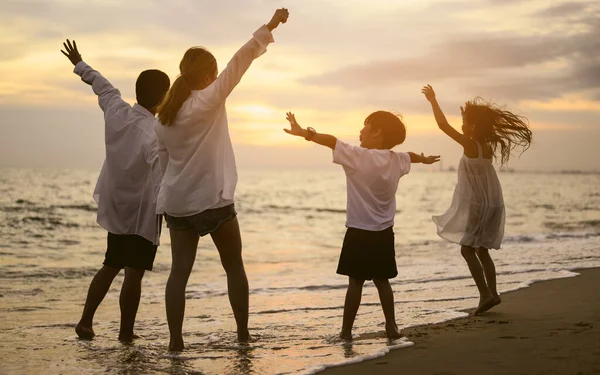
[0,0,599,171]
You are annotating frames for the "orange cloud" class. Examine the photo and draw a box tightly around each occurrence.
[522,97,600,112]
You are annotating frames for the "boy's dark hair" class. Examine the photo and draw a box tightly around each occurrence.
[365,111,406,149]
[136,70,171,110]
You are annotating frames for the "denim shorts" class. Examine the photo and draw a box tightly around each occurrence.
[164,204,237,236]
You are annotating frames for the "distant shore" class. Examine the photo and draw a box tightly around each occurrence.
[320,268,600,375]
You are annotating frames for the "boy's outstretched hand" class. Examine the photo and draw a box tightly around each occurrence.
[284,112,305,137]
[61,39,82,66]
[267,8,290,31]
[410,152,440,164]
[421,153,440,164]
[421,84,436,103]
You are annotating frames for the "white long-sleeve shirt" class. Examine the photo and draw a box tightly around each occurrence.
[155,25,274,216]
[74,61,162,244]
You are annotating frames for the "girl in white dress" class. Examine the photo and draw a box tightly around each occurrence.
[422,85,532,315]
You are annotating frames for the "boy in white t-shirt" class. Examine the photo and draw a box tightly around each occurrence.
[284,111,439,340]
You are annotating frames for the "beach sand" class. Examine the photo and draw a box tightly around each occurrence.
[321,268,600,375]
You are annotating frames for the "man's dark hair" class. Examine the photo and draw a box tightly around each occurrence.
[136,70,170,109]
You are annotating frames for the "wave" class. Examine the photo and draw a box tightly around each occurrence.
[0,267,98,280]
[529,203,555,210]
[243,205,401,215]
[0,306,52,313]
[1,200,97,214]
[52,204,97,212]
[256,305,341,315]
[20,216,81,228]
[544,219,600,232]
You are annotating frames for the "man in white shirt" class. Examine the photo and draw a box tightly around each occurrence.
[61,39,170,342]
[284,111,439,340]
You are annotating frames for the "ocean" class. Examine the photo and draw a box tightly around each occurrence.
[0,167,599,374]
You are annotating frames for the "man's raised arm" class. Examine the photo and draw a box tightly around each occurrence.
[61,39,127,115]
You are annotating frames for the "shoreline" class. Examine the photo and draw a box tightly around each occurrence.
[318,267,600,375]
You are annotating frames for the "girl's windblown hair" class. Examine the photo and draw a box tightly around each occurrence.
[464,98,532,166]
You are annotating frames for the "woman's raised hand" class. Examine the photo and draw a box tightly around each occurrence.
[267,8,290,31]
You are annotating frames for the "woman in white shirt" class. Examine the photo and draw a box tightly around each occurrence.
[156,8,289,351]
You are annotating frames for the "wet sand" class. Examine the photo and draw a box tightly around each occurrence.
[320,268,600,375]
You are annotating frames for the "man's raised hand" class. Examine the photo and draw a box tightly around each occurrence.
[61,39,82,66]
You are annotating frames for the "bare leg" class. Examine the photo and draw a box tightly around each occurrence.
[210,217,250,342]
[340,277,365,340]
[460,245,493,315]
[373,279,402,339]
[165,228,199,351]
[76,265,121,339]
[118,267,145,342]
[476,247,502,311]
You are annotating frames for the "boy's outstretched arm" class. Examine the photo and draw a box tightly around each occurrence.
[61,39,127,115]
[421,85,470,147]
[408,152,440,164]
[284,112,337,149]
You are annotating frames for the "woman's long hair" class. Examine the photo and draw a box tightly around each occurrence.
[464,98,532,166]
[158,47,217,126]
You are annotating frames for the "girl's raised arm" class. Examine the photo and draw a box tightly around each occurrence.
[205,8,289,106]
[422,85,472,148]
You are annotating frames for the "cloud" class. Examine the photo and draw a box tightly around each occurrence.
[535,1,588,18]
[2,0,599,171]
[301,1,600,103]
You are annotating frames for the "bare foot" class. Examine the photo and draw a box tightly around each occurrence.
[237,329,251,342]
[385,324,403,340]
[474,296,497,315]
[490,296,502,309]
[169,338,184,352]
[75,323,95,340]
[118,333,140,343]
[339,330,352,341]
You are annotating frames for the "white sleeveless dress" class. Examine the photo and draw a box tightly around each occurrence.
[433,142,505,249]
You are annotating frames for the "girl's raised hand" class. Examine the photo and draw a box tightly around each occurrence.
[267,8,290,31]
[421,84,436,103]
[284,112,305,137]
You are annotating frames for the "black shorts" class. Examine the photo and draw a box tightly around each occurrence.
[104,233,158,271]
[165,204,237,236]
[336,226,397,280]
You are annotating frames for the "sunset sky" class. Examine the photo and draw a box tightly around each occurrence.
[1,0,598,171]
